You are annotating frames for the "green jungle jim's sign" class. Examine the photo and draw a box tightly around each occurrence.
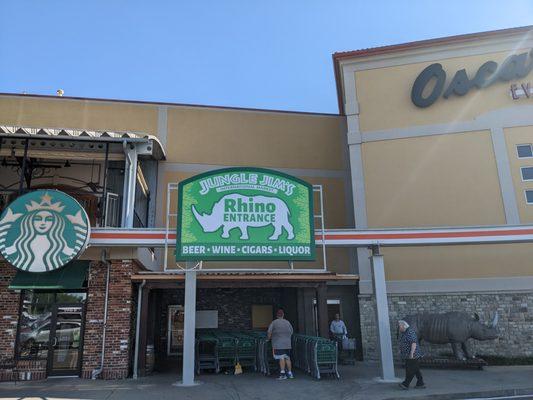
[176,168,315,261]
[0,190,90,273]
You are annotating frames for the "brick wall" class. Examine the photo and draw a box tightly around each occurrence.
[81,259,137,380]
[153,287,292,359]
[1,259,138,381]
[359,291,533,360]
[0,262,20,381]
[81,261,106,378]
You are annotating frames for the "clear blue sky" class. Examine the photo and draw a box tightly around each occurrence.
[1,1,532,113]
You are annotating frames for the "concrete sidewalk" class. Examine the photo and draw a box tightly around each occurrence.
[1,362,533,400]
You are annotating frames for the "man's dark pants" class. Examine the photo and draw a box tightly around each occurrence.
[332,335,344,355]
[403,358,424,387]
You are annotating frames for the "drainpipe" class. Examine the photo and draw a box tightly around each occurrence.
[92,251,111,379]
[133,280,146,379]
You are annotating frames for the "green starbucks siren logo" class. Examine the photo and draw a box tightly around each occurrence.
[0,190,90,273]
[176,168,315,261]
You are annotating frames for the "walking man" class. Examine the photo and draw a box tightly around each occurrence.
[330,313,348,338]
[398,320,425,390]
[330,313,348,361]
[267,309,294,380]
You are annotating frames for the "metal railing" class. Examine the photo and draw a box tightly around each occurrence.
[0,190,122,228]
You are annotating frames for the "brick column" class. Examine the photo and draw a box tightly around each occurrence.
[0,262,20,381]
[81,261,106,378]
[81,260,136,380]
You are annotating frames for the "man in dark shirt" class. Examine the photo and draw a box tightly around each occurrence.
[398,320,425,390]
[267,309,294,380]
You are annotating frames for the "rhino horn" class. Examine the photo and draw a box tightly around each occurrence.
[192,205,209,228]
[491,312,499,328]
[474,313,480,321]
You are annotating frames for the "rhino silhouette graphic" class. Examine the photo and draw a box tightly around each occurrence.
[192,194,294,240]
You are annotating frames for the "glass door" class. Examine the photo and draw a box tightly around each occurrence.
[48,305,84,376]
[167,305,184,356]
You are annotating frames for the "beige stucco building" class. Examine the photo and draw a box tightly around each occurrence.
[0,93,354,272]
[334,25,533,359]
[1,25,533,382]
[0,90,358,380]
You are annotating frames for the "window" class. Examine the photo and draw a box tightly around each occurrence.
[167,305,184,356]
[56,292,86,303]
[517,144,533,158]
[251,305,273,330]
[18,301,53,360]
[17,291,86,360]
[525,190,533,204]
[521,167,533,181]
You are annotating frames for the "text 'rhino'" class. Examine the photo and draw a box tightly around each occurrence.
[192,194,294,240]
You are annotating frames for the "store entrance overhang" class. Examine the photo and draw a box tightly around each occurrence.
[9,261,89,290]
[96,223,533,384]
[131,272,358,289]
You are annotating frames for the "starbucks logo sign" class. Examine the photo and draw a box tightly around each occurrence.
[0,190,90,272]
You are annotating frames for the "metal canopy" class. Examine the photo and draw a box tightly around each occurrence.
[130,272,358,287]
[0,125,166,160]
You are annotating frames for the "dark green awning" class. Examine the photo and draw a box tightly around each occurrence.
[9,261,89,290]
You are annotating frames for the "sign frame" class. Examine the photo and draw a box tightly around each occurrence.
[175,167,316,262]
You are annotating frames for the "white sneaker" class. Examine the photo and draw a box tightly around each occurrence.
[287,371,294,379]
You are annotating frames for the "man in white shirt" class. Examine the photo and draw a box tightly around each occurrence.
[330,313,348,338]
[330,313,348,360]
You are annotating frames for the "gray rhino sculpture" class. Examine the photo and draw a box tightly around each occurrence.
[402,312,499,360]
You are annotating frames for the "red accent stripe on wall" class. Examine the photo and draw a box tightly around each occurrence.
[89,228,533,242]
[324,229,533,240]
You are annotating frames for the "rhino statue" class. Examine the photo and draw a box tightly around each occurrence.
[192,193,294,240]
[401,312,499,360]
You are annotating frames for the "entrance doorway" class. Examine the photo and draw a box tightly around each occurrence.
[48,305,84,376]
[16,291,86,377]
[327,301,341,323]
[313,299,341,336]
